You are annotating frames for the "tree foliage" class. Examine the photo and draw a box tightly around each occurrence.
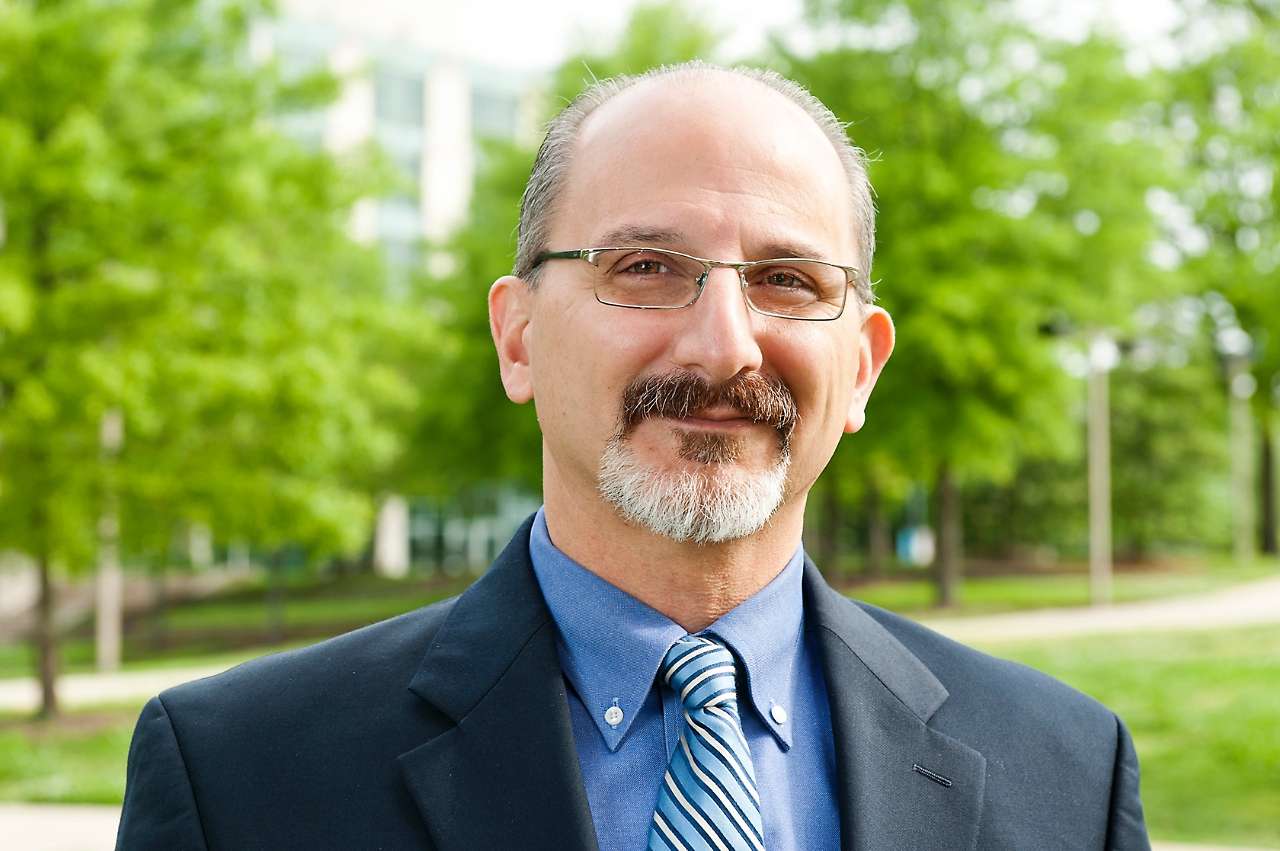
[0,0,419,712]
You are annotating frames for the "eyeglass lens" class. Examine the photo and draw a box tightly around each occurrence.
[588,248,847,319]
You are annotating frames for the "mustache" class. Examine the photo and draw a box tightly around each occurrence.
[619,371,799,441]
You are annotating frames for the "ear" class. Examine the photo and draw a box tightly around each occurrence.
[844,305,895,434]
[489,275,535,404]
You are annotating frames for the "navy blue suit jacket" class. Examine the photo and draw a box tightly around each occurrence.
[116,517,1150,850]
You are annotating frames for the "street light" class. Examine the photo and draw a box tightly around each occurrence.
[96,408,124,671]
[1085,334,1120,606]
[1215,322,1256,565]
[1040,318,1120,606]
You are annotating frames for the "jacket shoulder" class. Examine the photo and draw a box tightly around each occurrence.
[853,603,1148,848]
[854,601,1118,735]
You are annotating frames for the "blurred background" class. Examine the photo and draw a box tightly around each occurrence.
[0,0,1277,848]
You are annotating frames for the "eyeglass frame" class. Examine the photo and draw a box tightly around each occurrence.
[530,246,862,322]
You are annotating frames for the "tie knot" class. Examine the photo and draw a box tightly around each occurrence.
[661,636,739,711]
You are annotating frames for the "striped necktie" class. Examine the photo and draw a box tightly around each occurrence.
[647,635,765,851]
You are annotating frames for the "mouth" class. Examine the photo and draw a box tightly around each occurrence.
[666,406,757,431]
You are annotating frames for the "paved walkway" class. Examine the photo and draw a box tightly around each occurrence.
[920,573,1280,644]
[0,664,238,714]
[0,803,1273,851]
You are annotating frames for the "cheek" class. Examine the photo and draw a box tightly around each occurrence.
[529,303,669,433]
[765,328,857,435]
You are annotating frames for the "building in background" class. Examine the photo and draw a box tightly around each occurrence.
[253,1,544,575]
[253,0,539,274]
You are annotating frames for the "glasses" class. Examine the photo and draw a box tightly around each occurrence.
[532,247,859,321]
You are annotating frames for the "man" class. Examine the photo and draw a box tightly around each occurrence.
[117,62,1150,850]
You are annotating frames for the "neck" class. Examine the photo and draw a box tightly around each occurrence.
[541,457,807,633]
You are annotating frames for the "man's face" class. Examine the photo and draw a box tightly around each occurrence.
[492,73,893,542]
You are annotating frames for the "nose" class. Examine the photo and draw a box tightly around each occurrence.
[668,267,764,383]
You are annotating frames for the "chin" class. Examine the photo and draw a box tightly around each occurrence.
[596,433,791,545]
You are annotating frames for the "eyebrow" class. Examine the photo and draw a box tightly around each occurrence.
[596,225,687,247]
[593,226,837,264]
[756,240,833,263]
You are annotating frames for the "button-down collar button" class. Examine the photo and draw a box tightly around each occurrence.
[604,705,624,727]
[770,704,788,725]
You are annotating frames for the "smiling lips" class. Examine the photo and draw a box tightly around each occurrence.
[670,406,757,430]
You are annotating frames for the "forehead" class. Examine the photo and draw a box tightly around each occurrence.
[554,73,857,261]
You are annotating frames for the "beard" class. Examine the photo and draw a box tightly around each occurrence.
[596,371,798,545]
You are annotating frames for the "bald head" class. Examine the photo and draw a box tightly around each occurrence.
[515,62,877,304]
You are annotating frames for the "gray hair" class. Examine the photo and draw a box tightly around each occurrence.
[514,60,877,304]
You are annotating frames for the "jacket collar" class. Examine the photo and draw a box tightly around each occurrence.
[399,518,985,851]
[398,516,600,851]
[804,556,986,851]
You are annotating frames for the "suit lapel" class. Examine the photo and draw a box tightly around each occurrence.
[398,520,599,851]
[805,561,986,851]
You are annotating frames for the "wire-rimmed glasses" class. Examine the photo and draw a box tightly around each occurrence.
[532,246,859,321]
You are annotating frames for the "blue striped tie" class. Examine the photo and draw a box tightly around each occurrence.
[647,636,765,851]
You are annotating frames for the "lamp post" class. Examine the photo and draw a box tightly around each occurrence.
[96,409,124,671]
[1086,334,1120,606]
[1217,326,1256,565]
[1042,318,1119,607]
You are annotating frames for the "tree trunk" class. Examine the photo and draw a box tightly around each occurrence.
[1261,414,1277,556]
[866,479,890,578]
[35,552,59,719]
[935,462,963,608]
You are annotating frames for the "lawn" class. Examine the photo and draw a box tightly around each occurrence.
[0,703,139,805]
[0,572,473,680]
[975,626,1280,848]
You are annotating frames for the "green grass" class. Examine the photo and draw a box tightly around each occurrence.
[975,626,1280,848]
[0,572,472,680]
[0,703,140,805]
[846,558,1276,615]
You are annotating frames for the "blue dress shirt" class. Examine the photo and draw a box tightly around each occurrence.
[528,508,840,851]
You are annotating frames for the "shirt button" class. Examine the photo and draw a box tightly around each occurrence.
[604,705,624,727]
[770,704,788,725]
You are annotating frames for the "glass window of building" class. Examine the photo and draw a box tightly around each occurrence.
[376,69,425,128]
[390,150,421,204]
[471,87,518,139]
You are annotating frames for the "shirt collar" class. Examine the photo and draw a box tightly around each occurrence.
[703,545,804,750]
[529,508,686,751]
[528,506,804,752]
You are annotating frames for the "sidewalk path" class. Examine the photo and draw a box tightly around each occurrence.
[0,663,238,714]
[3,574,1278,714]
[0,803,118,851]
[0,803,1273,851]
[920,574,1280,645]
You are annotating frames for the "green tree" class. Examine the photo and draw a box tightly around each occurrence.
[965,301,1234,563]
[787,0,1183,602]
[0,0,413,716]
[1167,0,1280,554]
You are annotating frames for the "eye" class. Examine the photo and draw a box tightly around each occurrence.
[764,271,803,288]
[755,267,819,291]
[618,257,672,276]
